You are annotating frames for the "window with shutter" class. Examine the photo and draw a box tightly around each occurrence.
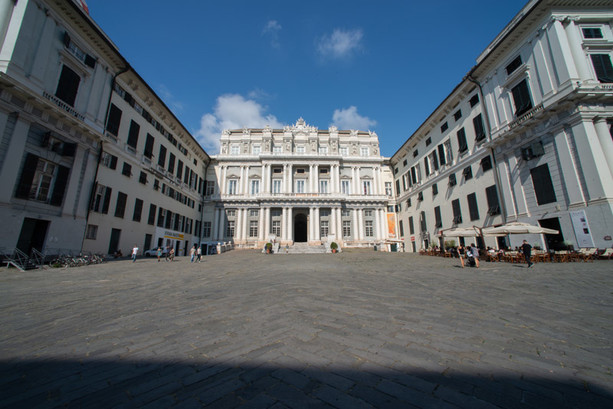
[530,164,557,205]
[55,65,80,107]
[467,193,479,221]
[511,79,533,116]
[590,54,613,83]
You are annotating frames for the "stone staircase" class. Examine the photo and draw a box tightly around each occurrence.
[280,243,327,254]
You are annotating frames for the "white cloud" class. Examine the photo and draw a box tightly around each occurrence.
[317,28,363,59]
[331,106,376,131]
[195,94,283,154]
[262,20,282,48]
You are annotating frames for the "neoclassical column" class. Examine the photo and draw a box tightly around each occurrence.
[562,18,592,80]
[259,207,266,241]
[212,208,219,240]
[374,208,381,240]
[330,207,337,238]
[357,208,364,241]
[235,209,243,242]
[220,166,227,195]
[373,167,379,196]
[239,166,245,195]
[594,118,613,179]
[287,207,293,242]
[314,207,320,241]
[313,164,319,193]
[309,207,315,242]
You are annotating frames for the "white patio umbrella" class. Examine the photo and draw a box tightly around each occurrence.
[482,222,559,236]
[438,227,481,237]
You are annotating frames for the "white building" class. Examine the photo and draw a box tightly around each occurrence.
[392,0,613,252]
[207,118,397,250]
[0,0,211,259]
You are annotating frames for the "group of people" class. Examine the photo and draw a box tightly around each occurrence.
[189,245,203,263]
[455,240,533,268]
[156,246,175,262]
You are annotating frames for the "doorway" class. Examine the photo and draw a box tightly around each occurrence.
[16,218,49,255]
[294,213,307,242]
[539,217,564,250]
[108,228,121,254]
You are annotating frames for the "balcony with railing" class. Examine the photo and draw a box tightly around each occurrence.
[43,91,85,121]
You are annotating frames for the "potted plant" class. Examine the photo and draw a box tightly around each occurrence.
[265,242,272,254]
[330,242,338,253]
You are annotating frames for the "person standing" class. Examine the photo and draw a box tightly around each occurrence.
[522,240,533,268]
[165,246,170,262]
[457,244,466,268]
[156,247,162,262]
[131,245,138,263]
[196,245,202,262]
[190,245,196,263]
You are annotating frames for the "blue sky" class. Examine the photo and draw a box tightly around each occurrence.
[85,0,529,156]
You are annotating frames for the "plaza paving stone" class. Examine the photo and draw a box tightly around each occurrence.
[0,250,611,408]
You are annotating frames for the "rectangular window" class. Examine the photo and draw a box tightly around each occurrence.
[364,210,373,217]
[432,183,438,196]
[230,144,240,155]
[144,133,154,159]
[206,180,215,196]
[590,54,613,83]
[250,180,260,195]
[268,220,279,236]
[91,184,112,214]
[425,137,432,146]
[449,173,457,186]
[339,146,349,156]
[272,179,282,194]
[158,145,167,167]
[114,192,127,218]
[399,220,404,237]
[486,185,501,215]
[481,156,493,172]
[86,224,98,240]
[457,128,468,154]
[319,180,328,194]
[385,181,392,196]
[434,206,442,228]
[55,65,80,107]
[360,147,369,157]
[168,153,175,174]
[530,164,557,205]
[249,220,258,238]
[365,220,374,237]
[148,204,156,225]
[320,220,329,238]
[227,179,237,195]
[440,122,448,133]
[342,220,351,237]
[453,109,462,121]
[452,199,462,224]
[296,145,305,153]
[341,180,350,194]
[226,220,235,237]
[582,27,603,39]
[511,79,533,116]
[127,120,140,150]
[273,145,282,154]
[424,157,431,176]
[106,104,122,136]
[463,166,473,180]
[133,198,143,222]
[467,193,479,221]
[469,94,479,107]
[362,180,371,195]
[409,216,415,235]
[101,152,117,169]
[296,179,305,193]
[318,146,328,154]
[252,144,261,155]
[203,221,212,237]
[473,114,486,142]
[122,162,132,177]
[177,160,184,180]
[506,55,522,75]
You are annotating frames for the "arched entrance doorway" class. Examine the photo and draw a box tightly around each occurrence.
[294,213,307,242]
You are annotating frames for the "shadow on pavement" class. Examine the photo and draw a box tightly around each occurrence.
[1,359,611,408]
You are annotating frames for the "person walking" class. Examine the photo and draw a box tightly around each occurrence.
[169,248,175,261]
[457,244,466,268]
[131,245,138,263]
[156,247,162,262]
[470,243,480,268]
[196,245,202,262]
[190,245,196,263]
[521,240,533,267]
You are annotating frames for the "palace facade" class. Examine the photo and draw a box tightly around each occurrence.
[207,119,396,249]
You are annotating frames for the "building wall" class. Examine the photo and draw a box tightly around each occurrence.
[211,119,395,249]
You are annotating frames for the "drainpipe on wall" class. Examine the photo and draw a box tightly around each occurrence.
[80,66,129,252]
[466,73,508,224]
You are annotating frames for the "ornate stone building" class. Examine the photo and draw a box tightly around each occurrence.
[207,118,396,249]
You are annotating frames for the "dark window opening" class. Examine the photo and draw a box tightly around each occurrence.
[55,65,80,107]
[506,55,523,75]
[530,164,557,205]
[511,79,533,116]
[590,54,613,83]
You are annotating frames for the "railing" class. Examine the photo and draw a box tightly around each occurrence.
[509,103,544,129]
[43,91,85,121]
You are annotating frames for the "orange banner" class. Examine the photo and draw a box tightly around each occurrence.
[387,213,396,238]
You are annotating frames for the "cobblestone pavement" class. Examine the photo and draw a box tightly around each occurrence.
[0,250,612,408]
